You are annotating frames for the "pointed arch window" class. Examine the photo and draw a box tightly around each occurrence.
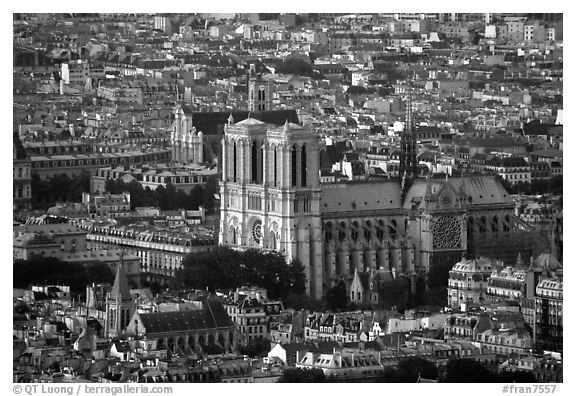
[301,145,307,187]
[232,141,237,182]
[252,140,258,183]
[291,145,297,187]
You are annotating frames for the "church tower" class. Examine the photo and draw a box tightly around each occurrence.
[248,77,273,112]
[105,260,135,338]
[172,104,204,164]
[219,117,323,298]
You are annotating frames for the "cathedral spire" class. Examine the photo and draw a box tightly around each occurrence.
[400,84,418,201]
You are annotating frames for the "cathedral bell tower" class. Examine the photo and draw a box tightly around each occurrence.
[248,77,273,112]
[219,117,324,298]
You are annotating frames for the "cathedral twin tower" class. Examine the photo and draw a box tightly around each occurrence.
[218,117,324,298]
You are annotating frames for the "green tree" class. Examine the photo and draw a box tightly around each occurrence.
[104,178,117,194]
[154,185,168,210]
[324,281,349,311]
[378,278,410,310]
[442,359,498,382]
[276,57,313,76]
[498,371,537,382]
[178,247,242,292]
[549,175,562,194]
[202,174,219,214]
[13,257,114,295]
[126,180,145,210]
[203,344,224,355]
[396,357,438,382]
[164,183,178,210]
[278,368,326,383]
[189,185,205,210]
[376,367,399,382]
[347,86,367,95]
[283,293,326,311]
[237,337,271,357]
[177,247,306,299]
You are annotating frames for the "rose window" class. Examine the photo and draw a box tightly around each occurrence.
[432,216,462,249]
[252,220,262,244]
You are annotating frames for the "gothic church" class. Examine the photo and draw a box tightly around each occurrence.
[217,94,552,299]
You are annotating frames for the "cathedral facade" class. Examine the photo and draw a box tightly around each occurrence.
[218,108,552,300]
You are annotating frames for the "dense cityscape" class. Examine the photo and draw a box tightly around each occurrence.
[13,12,563,384]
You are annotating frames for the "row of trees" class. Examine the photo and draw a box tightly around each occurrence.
[104,174,219,214]
[377,357,537,383]
[321,275,445,313]
[500,175,563,196]
[31,171,91,210]
[175,247,306,301]
[278,357,537,383]
[13,256,115,295]
[31,170,220,214]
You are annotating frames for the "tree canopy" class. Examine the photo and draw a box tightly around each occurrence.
[442,359,498,382]
[324,281,349,311]
[276,57,313,76]
[237,337,271,358]
[31,171,91,210]
[104,174,219,214]
[13,256,115,295]
[376,357,439,382]
[497,174,563,196]
[176,247,306,300]
[278,368,326,383]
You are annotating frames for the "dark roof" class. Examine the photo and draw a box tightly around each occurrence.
[548,125,563,136]
[356,271,370,289]
[530,149,563,159]
[192,110,299,135]
[321,180,402,214]
[139,297,233,334]
[313,63,348,72]
[465,137,526,148]
[486,156,528,167]
[112,341,131,353]
[523,120,551,136]
[13,133,28,161]
[429,41,451,50]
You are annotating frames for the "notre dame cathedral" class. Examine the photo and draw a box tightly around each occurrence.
[215,87,552,299]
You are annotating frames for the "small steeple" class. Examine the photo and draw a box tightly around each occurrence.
[227,113,234,125]
[284,118,291,131]
[110,258,132,302]
[516,252,523,267]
